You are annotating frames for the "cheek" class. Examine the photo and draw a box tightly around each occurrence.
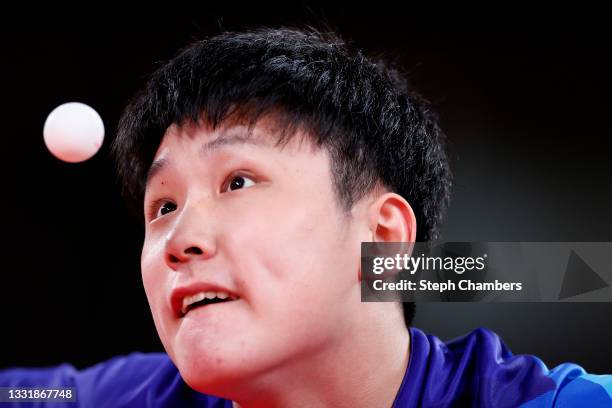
[140,237,171,338]
[223,191,339,277]
[231,186,339,244]
[223,192,357,317]
[141,237,166,297]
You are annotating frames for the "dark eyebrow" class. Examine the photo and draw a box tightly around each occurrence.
[146,158,168,186]
[144,130,271,187]
[200,131,269,156]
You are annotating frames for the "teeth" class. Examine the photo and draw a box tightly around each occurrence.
[181,290,238,314]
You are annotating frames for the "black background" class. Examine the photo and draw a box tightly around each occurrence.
[2,5,611,372]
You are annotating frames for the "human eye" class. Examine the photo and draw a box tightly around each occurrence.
[222,173,256,193]
[147,199,177,221]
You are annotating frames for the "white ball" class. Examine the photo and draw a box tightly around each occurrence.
[43,102,105,163]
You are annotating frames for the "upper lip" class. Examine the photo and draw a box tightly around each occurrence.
[170,282,239,318]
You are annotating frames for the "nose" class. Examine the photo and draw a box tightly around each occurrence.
[164,202,217,269]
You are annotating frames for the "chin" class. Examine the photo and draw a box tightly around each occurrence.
[176,352,259,398]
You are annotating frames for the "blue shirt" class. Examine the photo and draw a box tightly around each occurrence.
[1,327,611,407]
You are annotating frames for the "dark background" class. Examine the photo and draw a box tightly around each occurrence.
[2,5,611,372]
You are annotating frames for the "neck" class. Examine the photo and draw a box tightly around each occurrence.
[232,303,410,408]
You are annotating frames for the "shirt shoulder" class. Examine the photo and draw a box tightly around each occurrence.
[393,327,612,408]
[0,353,230,408]
[521,371,612,407]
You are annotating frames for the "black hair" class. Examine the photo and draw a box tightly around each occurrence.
[112,27,451,327]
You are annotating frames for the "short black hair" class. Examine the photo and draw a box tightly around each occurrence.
[112,27,451,327]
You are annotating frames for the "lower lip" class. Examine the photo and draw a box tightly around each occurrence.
[180,299,239,319]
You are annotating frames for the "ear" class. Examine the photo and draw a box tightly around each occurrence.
[368,193,417,243]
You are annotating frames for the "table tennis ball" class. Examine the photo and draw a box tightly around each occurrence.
[43,102,105,163]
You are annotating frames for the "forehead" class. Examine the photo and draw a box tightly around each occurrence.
[145,118,320,185]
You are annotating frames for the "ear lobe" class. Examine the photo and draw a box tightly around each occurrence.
[369,193,417,243]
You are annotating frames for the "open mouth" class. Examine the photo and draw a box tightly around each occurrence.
[181,291,239,316]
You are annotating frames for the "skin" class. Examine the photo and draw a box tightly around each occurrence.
[141,117,416,407]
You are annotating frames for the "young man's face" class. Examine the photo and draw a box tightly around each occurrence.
[141,119,369,392]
